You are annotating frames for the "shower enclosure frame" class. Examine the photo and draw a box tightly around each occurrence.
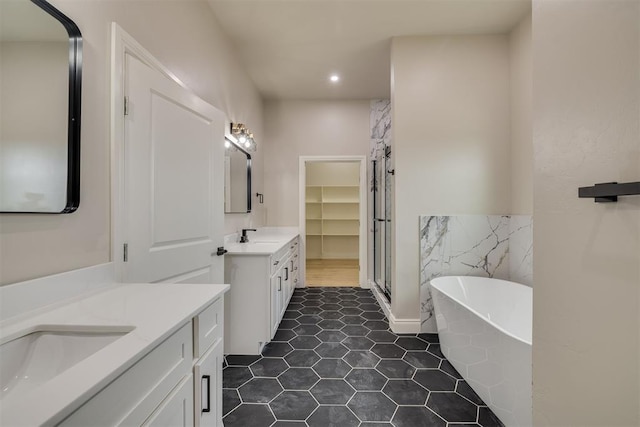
[372,145,392,301]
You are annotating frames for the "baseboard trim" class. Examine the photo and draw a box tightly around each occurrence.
[388,314,421,334]
[370,281,420,334]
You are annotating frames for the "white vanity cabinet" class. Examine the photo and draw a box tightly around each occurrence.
[225,235,299,355]
[270,271,284,337]
[58,296,225,427]
[193,298,224,427]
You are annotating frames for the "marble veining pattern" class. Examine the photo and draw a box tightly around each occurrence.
[369,99,390,193]
[420,215,533,332]
[370,99,391,143]
[369,100,391,252]
[509,215,533,286]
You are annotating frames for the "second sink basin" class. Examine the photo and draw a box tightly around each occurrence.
[0,326,133,400]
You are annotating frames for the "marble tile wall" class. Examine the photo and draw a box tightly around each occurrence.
[370,99,390,197]
[508,215,533,287]
[419,215,533,332]
[371,100,391,146]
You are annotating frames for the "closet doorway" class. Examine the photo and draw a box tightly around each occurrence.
[299,156,367,288]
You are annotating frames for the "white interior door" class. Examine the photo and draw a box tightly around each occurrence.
[123,54,224,284]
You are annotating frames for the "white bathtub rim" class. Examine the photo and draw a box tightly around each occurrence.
[429,276,532,346]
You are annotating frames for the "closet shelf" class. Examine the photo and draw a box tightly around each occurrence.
[327,201,359,204]
[322,218,359,221]
[305,176,359,259]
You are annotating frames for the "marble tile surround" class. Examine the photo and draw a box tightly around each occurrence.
[420,215,533,332]
[371,99,391,144]
[369,99,390,195]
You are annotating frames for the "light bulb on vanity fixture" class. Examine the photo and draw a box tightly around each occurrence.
[230,122,257,152]
[246,133,257,151]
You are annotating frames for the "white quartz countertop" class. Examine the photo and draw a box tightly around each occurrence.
[0,282,229,426]
[225,228,299,255]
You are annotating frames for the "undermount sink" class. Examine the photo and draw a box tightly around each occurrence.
[249,240,278,244]
[0,326,133,400]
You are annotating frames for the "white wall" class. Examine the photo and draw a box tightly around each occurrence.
[532,1,640,425]
[391,35,512,323]
[263,100,370,226]
[510,14,533,214]
[0,0,263,285]
[306,162,360,186]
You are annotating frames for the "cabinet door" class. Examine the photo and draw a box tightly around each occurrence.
[142,375,194,427]
[281,263,290,316]
[270,272,282,338]
[291,248,299,291]
[194,339,223,427]
[289,257,296,298]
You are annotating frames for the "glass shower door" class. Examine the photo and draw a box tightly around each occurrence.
[372,145,392,301]
[383,145,392,300]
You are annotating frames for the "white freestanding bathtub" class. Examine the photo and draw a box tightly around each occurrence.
[430,276,532,427]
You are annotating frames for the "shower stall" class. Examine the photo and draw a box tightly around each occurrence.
[373,145,392,301]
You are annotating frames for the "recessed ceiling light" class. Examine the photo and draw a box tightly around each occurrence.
[329,74,340,83]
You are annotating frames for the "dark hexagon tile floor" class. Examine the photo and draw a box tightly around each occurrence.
[223,286,504,427]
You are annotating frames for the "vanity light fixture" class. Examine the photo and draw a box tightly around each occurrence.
[230,122,257,152]
[246,133,257,152]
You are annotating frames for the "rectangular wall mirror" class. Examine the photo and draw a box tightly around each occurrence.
[0,0,82,213]
[224,137,251,213]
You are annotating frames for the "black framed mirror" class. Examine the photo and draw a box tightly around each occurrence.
[224,137,252,213]
[0,0,82,213]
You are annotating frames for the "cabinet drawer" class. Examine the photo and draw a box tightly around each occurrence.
[270,250,288,274]
[142,374,194,427]
[59,322,193,426]
[194,297,224,358]
[270,238,299,275]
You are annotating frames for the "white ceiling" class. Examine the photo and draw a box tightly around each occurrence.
[207,0,532,100]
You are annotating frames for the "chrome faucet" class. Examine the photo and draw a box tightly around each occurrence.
[240,228,257,243]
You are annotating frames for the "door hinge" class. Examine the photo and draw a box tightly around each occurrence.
[123,243,128,262]
[124,96,129,116]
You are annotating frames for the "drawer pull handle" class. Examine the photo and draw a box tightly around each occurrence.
[274,260,279,266]
[202,375,211,413]
[278,276,282,291]
[285,267,289,280]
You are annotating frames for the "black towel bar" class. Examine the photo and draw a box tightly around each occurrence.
[578,181,640,203]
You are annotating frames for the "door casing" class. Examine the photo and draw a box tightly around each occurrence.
[298,155,368,288]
